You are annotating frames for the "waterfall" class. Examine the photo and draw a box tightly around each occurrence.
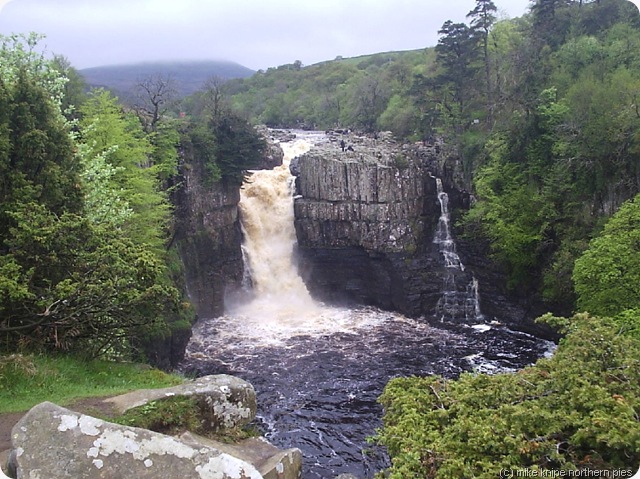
[225,136,386,344]
[433,178,483,322]
[232,139,322,320]
[239,140,314,301]
[434,178,465,270]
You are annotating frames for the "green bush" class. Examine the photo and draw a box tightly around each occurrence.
[375,313,640,478]
[573,193,640,318]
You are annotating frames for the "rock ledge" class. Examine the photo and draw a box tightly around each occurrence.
[6,375,302,479]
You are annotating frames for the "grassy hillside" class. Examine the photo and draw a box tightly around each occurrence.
[80,60,255,98]
[222,48,434,133]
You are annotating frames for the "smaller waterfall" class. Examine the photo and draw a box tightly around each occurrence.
[433,178,483,322]
[434,178,465,270]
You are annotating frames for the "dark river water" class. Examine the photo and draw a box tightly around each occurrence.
[180,309,552,479]
[178,134,554,478]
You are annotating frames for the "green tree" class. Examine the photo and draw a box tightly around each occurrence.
[557,68,640,213]
[378,94,419,138]
[435,20,480,117]
[212,113,266,182]
[573,194,640,317]
[530,0,573,49]
[0,66,83,250]
[347,71,389,132]
[179,120,220,185]
[78,89,172,253]
[50,55,87,119]
[467,0,498,123]
[461,87,568,292]
[463,151,554,290]
[0,203,177,357]
[0,33,68,107]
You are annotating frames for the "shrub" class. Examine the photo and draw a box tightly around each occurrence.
[375,313,640,478]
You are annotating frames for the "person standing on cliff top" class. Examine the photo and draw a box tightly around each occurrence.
[340,139,346,151]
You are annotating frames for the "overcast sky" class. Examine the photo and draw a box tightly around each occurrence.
[2,0,536,71]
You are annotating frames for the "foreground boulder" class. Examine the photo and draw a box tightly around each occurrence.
[104,374,256,432]
[9,402,263,479]
[180,432,302,479]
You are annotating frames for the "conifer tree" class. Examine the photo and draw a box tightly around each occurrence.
[467,0,498,123]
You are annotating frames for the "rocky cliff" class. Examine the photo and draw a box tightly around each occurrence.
[292,132,544,331]
[174,174,244,319]
[293,133,437,316]
[172,126,545,338]
[173,132,284,320]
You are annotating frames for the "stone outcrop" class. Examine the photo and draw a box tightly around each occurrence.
[294,132,441,255]
[105,375,256,432]
[7,375,303,479]
[180,433,302,479]
[293,133,445,317]
[294,153,427,253]
[253,126,286,170]
[173,164,244,319]
[9,402,264,479]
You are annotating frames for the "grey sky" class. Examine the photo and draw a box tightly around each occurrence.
[2,0,535,71]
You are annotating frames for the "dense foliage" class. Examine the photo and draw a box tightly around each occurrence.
[0,34,259,360]
[376,188,640,476]
[180,79,267,183]
[376,313,639,478]
[573,193,640,318]
[222,0,640,313]
[223,51,434,134]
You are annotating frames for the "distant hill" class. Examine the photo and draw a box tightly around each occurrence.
[79,60,255,98]
[221,49,432,130]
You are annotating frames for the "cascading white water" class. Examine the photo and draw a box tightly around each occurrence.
[238,140,317,303]
[434,178,465,270]
[222,137,388,345]
[433,178,483,322]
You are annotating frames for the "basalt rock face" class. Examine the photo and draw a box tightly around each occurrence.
[292,133,541,330]
[294,134,439,253]
[293,134,444,317]
[173,132,284,320]
[173,144,244,320]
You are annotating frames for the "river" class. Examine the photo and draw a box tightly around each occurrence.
[180,132,553,478]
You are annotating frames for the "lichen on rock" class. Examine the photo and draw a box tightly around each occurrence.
[10,401,265,479]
